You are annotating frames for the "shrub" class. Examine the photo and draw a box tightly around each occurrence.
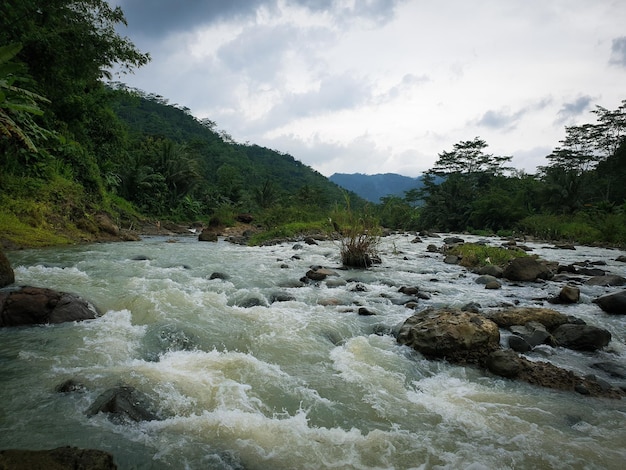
[448,243,527,268]
[332,202,381,268]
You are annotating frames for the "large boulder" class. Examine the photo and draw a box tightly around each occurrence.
[0,286,99,327]
[503,257,553,282]
[487,307,569,330]
[0,447,117,470]
[593,290,626,315]
[552,324,612,351]
[397,308,500,364]
[0,250,14,288]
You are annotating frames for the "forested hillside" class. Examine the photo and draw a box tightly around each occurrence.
[0,0,360,249]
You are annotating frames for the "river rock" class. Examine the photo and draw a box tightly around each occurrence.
[487,349,521,378]
[552,324,611,351]
[475,274,498,285]
[593,290,626,314]
[399,286,420,295]
[516,357,623,398]
[443,255,459,264]
[487,307,569,330]
[585,275,626,286]
[306,267,339,281]
[0,447,117,470]
[592,361,626,379]
[485,280,502,289]
[508,334,532,352]
[503,257,553,282]
[558,285,580,304]
[443,236,464,245]
[616,255,626,263]
[0,250,14,288]
[510,321,552,347]
[0,286,100,327]
[397,308,500,364]
[475,265,504,278]
[198,229,218,242]
[86,385,158,423]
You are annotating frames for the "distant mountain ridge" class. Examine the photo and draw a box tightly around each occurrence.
[329,173,423,202]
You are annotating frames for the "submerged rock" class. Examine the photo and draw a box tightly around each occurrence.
[0,286,100,327]
[0,447,117,470]
[86,385,158,423]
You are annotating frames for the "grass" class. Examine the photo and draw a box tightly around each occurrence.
[517,213,626,246]
[248,220,330,245]
[0,210,75,248]
[447,243,527,268]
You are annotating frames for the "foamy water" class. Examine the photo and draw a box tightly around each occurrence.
[1,234,625,469]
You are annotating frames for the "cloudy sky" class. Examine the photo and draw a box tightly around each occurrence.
[110,0,626,177]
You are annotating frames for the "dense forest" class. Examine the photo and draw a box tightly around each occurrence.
[1,0,625,249]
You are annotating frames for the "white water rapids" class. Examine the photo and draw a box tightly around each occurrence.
[1,233,625,469]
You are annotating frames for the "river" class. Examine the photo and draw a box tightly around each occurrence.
[1,233,625,469]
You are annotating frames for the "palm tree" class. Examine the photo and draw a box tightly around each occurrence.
[0,43,50,152]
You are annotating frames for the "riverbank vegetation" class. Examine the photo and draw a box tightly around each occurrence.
[1,1,625,251]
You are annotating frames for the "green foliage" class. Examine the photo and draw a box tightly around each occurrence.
[376,195,420,230]
[0,43,51,153]
[447,243,527,268]
[248,221,330,245]
[516,212,626,245]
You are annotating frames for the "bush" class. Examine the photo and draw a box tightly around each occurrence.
[448,243,527,268]
[332,203,381,268]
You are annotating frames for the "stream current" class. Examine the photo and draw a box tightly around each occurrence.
[1,233,625,469]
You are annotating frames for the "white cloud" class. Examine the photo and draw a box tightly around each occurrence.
[112,0,626,176]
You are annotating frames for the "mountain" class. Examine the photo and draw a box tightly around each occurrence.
[110,88,360,209]
[329,173,424,203]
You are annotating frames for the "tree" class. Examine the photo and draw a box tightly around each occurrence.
[0,0,149,156]
[418,138,513,231]
[0,43,50,153]
[430,137,512,176]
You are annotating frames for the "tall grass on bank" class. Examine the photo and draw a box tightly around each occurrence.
[518,210,626,246]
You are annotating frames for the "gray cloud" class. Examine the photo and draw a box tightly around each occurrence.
[476,99,552,131]
[115,0,403,38]
[477,108,525,130]
[610,36,626,67]
[115,0,267,37]
[556,96,593,124]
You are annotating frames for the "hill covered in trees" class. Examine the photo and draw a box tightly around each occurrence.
[329,173,424,203]
[0,0,363,248]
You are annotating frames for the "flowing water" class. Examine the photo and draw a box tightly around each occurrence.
[1,234,625,469]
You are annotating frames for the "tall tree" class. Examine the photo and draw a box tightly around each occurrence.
[430,137,512,176]
[418,138,513,231]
